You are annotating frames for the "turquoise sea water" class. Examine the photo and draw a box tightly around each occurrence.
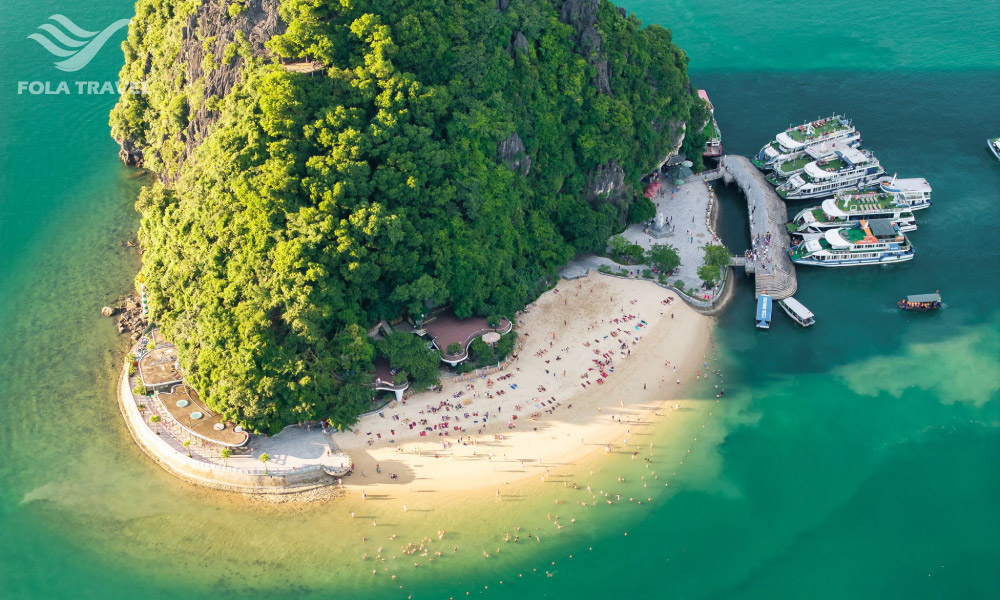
[1,1,999,598]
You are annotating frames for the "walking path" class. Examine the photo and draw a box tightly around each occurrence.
[719,155,798,299]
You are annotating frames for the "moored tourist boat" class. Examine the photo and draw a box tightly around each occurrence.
[898,292,941,311]
[766,139,857,185]
[787,188,922,235]
[788,219,914,267]
[755,293,773,329]
[699,90,722,158]
[752,115,861,171]
[778,297,815,327]
[775,147,885,201]
[988,137,1000,162]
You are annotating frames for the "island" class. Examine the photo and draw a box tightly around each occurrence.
[110,0,718,492]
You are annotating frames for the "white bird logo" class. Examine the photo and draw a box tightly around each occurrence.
[27,14,130,72]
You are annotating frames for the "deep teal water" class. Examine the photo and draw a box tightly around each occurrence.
[1,1,999,598]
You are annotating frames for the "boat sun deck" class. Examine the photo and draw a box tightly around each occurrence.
[783,117,852,143]
[778,156,812,173]
[816,158,847,173]
[826,192,904,215]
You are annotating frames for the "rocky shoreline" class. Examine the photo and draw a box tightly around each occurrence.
[102,292,147,340]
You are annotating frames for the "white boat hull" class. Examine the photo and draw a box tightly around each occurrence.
[791,252,914,267]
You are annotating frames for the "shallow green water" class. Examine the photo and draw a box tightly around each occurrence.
[1,1,999,598]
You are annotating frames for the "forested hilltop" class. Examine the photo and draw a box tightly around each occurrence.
[110,0,709,433]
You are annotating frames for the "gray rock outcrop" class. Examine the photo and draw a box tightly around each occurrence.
[497,132,531,176]
[559,0,612,95]
[115,0,285,172]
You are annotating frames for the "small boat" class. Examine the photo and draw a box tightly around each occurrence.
[755,293,773,329]
[989,137,1000,162]
[898,292,941,311]
[778,297,815,327]
[698,90,722,158]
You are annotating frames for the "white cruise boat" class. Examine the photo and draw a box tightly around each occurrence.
[752,115,861,171]
[776,147,885,201]
[767,139,858,185]
[787,183,929,235]
[789,219,913,267]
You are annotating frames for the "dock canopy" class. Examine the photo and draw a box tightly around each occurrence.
[906,293,941,303]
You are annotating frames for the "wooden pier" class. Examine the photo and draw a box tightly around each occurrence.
[706,156,798,299]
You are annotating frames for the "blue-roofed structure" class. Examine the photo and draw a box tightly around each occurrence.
[755,293,773,329]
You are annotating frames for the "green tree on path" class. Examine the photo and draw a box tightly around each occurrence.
[182,439,191,457]
[646,244,681,273]
[220,447,232,465]
[698,264,722,285]
[260,453,271,474]
[378,332,441,389]
[609,235,631,257]
[702,244,732,269]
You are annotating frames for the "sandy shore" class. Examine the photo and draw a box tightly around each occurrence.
[330,275,711,497]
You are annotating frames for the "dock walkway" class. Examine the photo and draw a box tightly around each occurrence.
[719,155,797,299]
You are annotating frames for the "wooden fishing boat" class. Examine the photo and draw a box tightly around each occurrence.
[897,292,941,311]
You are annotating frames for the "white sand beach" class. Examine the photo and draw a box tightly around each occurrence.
[331,275,712,497]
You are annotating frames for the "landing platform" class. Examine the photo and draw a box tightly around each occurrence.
[719,155,798,299]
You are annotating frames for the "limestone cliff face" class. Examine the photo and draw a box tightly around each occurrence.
[584,160,627,205]
[176,0,284,166]
[111,0,284,174]
[497,132,532,176]
[495,0,683,213]
[559,0,612,96]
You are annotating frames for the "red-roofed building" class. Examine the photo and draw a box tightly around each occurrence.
[643,181,662,199]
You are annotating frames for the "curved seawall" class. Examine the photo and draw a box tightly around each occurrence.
[116,366,338,494]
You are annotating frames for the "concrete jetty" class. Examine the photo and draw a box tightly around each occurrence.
[707,156,798,299]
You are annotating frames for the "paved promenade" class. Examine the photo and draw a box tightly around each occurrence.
[619,176,722,297]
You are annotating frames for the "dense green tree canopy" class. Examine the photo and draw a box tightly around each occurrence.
[376,332,440,390]
[628,196,656,223]
[111,0,702,432]
[646,243,681,272]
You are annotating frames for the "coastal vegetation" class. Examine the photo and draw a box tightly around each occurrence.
[376,332,440,390]
[646,243,681,273]
[697,244,731,285]
[461,332,518,372]
[111,0,704,433]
